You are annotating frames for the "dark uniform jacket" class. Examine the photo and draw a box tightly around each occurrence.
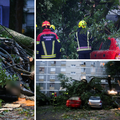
[36,29,61,59]
[75,28,93,53]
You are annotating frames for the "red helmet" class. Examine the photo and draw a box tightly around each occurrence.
[42,21,50,27]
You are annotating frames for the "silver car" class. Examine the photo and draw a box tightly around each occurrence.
[88,96,102,108]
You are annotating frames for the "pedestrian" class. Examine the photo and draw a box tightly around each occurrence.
[36,21,61,59]
[75,20,93,59]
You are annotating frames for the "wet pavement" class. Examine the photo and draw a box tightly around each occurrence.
[36,106,120,120]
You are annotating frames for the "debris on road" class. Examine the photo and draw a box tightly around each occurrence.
[13,97,34,106]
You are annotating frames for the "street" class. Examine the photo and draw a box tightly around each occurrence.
[36,106,120,120]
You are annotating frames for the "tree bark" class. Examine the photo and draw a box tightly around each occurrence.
[15,0,24,33]
[0,25,34,49]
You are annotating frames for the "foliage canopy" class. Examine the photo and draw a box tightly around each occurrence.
[37,0,120,59]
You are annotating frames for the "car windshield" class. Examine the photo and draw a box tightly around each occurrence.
[101,40,111,50]
[90,96,100,100]
[116,38,120,49]
[92,40,103,51]
[69,97,79,100]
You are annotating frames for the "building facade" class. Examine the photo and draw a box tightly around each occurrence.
[36,61,109,96]
[0,0,10,28]
[22,0,34,32]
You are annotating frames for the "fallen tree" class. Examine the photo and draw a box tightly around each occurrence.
[0,25,34,51]
[57,73,118,109]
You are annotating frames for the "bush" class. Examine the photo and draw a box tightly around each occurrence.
[36,86,50,107]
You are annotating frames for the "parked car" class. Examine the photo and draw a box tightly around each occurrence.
[90,37,120,59]
[66,97,82,108]
[88,96,102,108]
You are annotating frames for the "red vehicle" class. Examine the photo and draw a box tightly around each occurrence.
[90,37,120,59]
[66,97,82,108]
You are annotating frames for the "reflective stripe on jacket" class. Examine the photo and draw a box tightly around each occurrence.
[36,29,61,59]
[76,28,91,52]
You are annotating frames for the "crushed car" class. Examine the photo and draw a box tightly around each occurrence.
[90,37,120,59]
[88,96,102,108]
[66,97,82,108]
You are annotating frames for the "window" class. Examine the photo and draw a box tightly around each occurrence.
[40,61,45,65]
[101,40,111,50]
[91,68,95,73]
[80,62,86,66]
[27,0,34,8]
[71,64,76,67]
[0,6,2,25]
[39,67,45,73]
[91,62,95,67]
[116,38,120,49]
[92,40,103,51]
[39,76,44,79]
[26,13,34,27]
[71,72,76,75]
[100,62,105,67]
[61,68,66,71]
[51,61,56,66]
[40,83,44,90]
[61,68,66,74]
[61,61,66,66]
[50,76,55,79]
[49,83,55,90]
[81,68,86,73]
[50,68,56,71]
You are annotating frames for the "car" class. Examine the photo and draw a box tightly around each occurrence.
[88,96,102,108]
[66,97,82,108]
[90,37,120,59]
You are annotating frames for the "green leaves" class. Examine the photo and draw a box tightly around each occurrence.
[37,0,120,58]
[0,63,18,88]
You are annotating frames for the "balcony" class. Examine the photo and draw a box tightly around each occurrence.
[50,79,55,82]
[50,71,55,74]
[40,87,43,90]
[39,79,44,81]
[61,71,66,74]
[81,72,86,74]
[91,72,95,75]
[80,64,86,67]
[49,87,54,90]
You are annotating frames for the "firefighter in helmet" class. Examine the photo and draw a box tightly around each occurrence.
[50,92,54,105]
[75,20,93,59]
[36,21,61,59]
[50,25,55,32]
[54,92,57,106]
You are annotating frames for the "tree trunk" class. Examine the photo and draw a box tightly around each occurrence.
[0,25,34,49]
[15,0,24,33]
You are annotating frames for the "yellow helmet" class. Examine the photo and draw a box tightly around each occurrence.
[50,25,55,31]
[78,20,87,28]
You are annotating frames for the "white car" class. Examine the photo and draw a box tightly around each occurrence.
[88,96,102,108]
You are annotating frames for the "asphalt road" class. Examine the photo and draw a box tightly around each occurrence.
[36,106,120,120]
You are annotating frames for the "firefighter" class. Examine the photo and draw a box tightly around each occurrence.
[36,21,61,59]
[75,20,93,59]
[50,92,54,105]
[53,92,57,106]
[50,25,55,32]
